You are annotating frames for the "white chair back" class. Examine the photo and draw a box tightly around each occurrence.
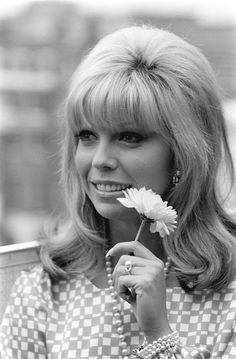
[0,241,40,322]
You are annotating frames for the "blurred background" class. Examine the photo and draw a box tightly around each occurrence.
[0,0,236,246]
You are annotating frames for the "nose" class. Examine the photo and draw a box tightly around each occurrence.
[92,139,118,170]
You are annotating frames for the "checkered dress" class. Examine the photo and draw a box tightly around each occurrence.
[1,265,236,358]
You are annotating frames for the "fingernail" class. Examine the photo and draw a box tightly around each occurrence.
[106,248,113,257]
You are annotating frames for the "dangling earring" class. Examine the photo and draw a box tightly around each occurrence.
[172,170,180,186]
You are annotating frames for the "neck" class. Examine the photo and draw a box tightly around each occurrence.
[108,219,166,261]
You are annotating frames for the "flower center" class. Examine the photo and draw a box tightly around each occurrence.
[140,213,155,223]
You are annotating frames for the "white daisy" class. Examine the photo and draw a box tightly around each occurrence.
[117,187,177,239]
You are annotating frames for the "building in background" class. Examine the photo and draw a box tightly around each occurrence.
[0,1,93,244]
[0,1,235,245]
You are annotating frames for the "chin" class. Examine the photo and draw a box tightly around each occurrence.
[94,203,134,221]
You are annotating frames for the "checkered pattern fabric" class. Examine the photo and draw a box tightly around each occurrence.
[1,265,236,358]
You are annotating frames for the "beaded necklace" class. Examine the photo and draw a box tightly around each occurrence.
[105,255,171,359]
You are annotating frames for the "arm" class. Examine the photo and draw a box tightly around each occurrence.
[0,266,48,358]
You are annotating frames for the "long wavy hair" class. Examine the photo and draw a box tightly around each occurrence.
[40,25,236,291]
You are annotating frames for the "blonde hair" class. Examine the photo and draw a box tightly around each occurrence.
[40,25,236,290]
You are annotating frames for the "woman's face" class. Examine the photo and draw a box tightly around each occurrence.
[75,124,172,222]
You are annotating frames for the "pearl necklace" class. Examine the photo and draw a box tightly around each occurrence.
[105,255,171,359]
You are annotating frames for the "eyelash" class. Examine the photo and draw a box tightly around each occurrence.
[74,130,145,144]
[118,132,144,143]
[75,130,96,141]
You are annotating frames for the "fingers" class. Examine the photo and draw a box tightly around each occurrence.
[105,242,170,335]
[106,241,166,307]
[113,262,146,287]
[110,244,165,290]
[112,256,165,302]
[116,274,139,302]
[106,240,158,261]
[112,254,159,283]
[117,254,152,268]
[113,259,164,283]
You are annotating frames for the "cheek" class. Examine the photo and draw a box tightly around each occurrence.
[133,159,170,179]
[129,149,172,192]
[133,145,171,173]
[74,151,89,178]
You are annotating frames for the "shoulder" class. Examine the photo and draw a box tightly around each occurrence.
[9,265,52,306]
[5,265,87,317]
[218,278,236,311]
[1,265,52,328]
[13,264,49,290]
[12,265,86,300]
[224,278,236,297]
[227,278,236,290]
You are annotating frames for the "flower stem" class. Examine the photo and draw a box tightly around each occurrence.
[134,219,146,242]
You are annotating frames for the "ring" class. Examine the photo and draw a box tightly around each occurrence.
[124,260,133,275]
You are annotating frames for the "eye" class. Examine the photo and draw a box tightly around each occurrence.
[75,129,97,143]
[118,131,145,143]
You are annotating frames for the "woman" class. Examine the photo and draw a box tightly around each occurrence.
[1,25,236,358]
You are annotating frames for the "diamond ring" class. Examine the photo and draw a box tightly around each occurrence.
[124,260,133,275]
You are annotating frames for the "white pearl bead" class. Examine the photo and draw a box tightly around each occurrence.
[120,341,127,349]
[117,326,124,334]
[119,334,125,341]
[108,279,113,286]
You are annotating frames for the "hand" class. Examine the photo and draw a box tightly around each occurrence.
[106,241,172,341]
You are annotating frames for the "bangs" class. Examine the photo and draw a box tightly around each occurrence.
[67,70,172,137]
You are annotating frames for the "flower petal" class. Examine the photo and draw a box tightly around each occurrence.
[116,197,136,208]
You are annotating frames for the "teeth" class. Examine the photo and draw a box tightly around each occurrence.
[96,184,130,192]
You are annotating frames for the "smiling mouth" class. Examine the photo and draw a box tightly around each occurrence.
[94,183,132,192]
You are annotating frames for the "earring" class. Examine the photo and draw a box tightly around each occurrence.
[172,170,180,186]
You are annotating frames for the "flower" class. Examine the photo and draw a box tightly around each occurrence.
[117,187,177,239]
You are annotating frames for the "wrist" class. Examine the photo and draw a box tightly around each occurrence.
[133,331,180,359]
[144,327,172,343]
